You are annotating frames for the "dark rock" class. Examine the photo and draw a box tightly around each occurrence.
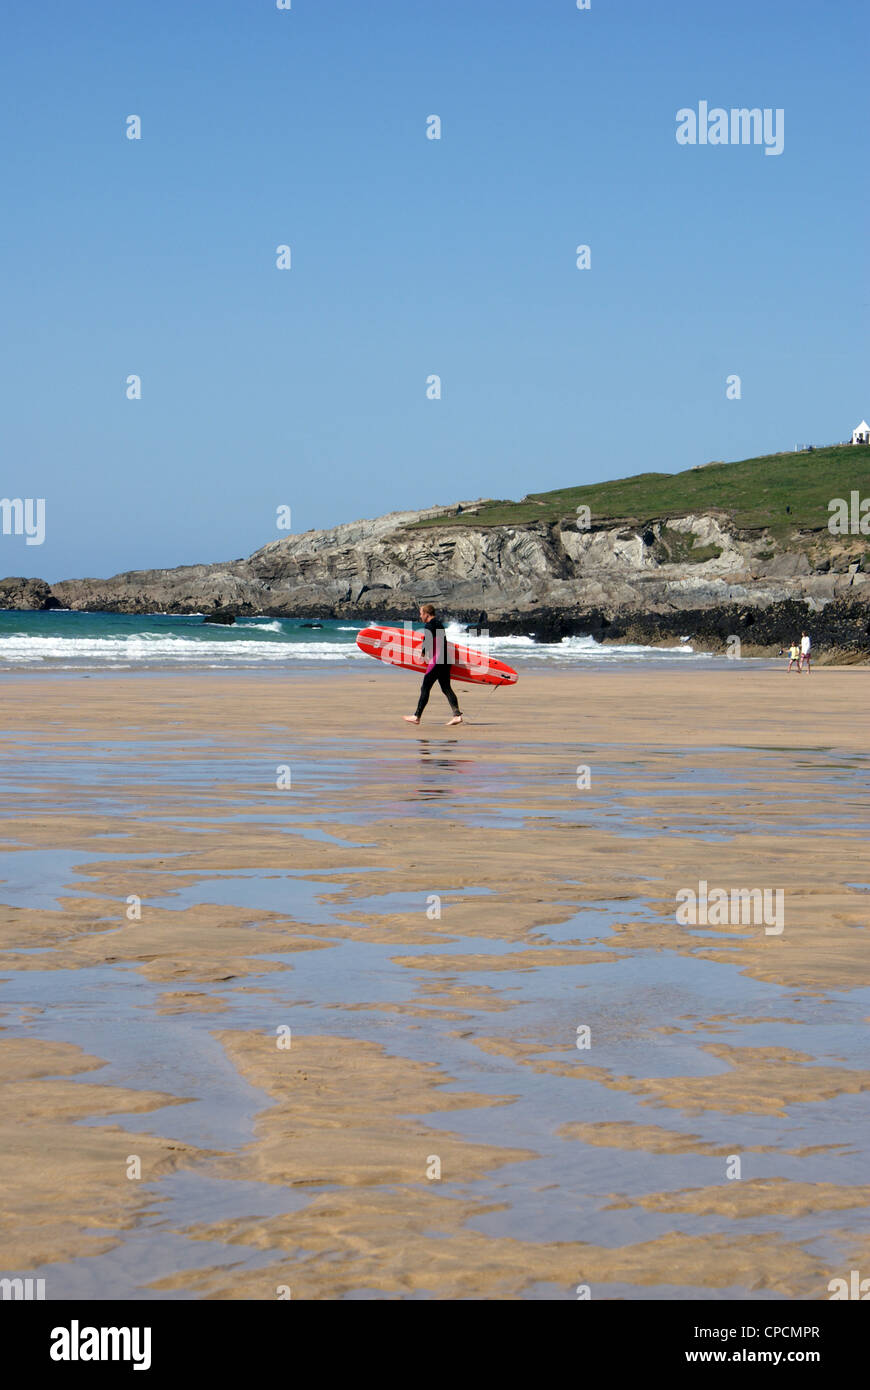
[0,577,62,611]
[465,608,489,634]
[483,600,870,659]
[203,608,236,625]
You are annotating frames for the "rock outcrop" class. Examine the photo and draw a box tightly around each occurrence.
[5,502,869,656]
[0,577,62,610]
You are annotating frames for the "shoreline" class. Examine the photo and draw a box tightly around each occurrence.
[2,604,867,669]
[0,658,860,691]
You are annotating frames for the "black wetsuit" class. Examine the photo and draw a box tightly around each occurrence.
[415,617,461,718]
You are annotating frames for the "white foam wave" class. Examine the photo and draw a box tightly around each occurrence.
[0,634,365,665]
[444,624,704,661]
[0,621,710,670]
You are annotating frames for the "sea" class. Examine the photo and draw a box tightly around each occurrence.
[0,611,731,671]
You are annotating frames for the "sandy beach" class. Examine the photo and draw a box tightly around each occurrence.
[1,666,868,1299]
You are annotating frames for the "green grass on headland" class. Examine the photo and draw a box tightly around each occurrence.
[410,445,870,535]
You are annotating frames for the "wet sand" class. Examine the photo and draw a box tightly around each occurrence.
[0,667,868,1299]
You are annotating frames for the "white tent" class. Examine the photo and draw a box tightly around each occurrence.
[852,420,870,445]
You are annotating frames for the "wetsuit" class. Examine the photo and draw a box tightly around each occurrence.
[415,617,461,718]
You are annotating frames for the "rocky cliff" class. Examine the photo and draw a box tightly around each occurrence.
[6,491,870,657]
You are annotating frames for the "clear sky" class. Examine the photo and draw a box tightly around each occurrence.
[1,0,866,581]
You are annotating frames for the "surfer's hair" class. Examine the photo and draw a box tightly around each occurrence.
[420,603,436,617]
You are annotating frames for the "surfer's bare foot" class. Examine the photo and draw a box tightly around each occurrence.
[403,715,420,723]
[446,715,463,725]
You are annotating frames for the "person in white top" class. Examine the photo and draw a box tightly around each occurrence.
[799,631,811,673]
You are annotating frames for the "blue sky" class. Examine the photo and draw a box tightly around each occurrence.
[1,0,866,581]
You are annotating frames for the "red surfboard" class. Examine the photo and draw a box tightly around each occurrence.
[356,625,518,687]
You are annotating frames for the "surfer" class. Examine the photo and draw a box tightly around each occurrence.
[403,604,463,726]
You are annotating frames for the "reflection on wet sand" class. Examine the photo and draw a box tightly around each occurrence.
[0,668,868,1299]
[413,738,473,801]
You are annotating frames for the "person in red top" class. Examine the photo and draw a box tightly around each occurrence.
[403,604,463,725]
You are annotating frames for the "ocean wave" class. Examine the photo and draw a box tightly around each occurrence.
[0,634,366,665]
[443,625,703,661]
[0,615,715,670]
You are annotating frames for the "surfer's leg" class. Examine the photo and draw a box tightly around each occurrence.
[413,669,438,718]
[437,670,462,720]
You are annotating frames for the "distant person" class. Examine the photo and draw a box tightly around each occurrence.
[799,631,811,673]
[787,642,800,672]
[403,604,462,726]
